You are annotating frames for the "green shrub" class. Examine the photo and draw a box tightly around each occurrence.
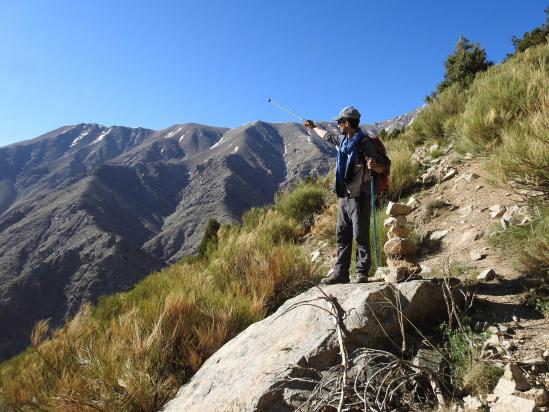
[241,206,268,230]
[490,205,549,282]
[489,94,549,195]
[410,84,467,143]
[275,183,326,225]
[463,362,503,396]
[368,204,389,276]
[384,140,420,199]
[197,218,221,258]
[454,43,549,153]
[441,322,474,385]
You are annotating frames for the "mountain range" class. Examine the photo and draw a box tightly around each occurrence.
[0,111,419,361]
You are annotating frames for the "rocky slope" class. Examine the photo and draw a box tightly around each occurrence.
[0,120,336,360]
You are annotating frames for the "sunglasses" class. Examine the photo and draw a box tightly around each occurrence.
[337,119,347,125]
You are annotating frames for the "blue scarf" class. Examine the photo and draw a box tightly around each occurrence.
[335,129,363,195]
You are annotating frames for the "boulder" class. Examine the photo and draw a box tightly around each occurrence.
[459,205,473,217]
[373,266,390,281]
[386,201,413,216]
[429,143,439,153]
[163,281,453,412]
[384,238,418,257]
[421,169,437,184]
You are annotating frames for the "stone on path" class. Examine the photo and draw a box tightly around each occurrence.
[459,205,473,217]
[442,169,457,181]
[477,268,496,281]
[430,229,449,241]
[463,395,484,411]
[469,250,486,261]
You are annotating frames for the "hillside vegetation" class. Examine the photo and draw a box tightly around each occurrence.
[1,36,548,412]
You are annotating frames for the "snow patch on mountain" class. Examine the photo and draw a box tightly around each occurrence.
[70,128,90,147]
[165,127,183,139]
[91,129,111,144]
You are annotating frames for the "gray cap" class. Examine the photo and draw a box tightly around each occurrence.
[333,106,361,121]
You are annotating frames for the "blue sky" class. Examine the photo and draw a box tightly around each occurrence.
[0,0,546,146]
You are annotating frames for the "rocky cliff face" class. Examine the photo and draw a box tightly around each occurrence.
[0,121,335,360]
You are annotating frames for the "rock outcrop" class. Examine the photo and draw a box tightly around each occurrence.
[163,279,452,412]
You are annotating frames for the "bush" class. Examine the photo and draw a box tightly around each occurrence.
[384,140,420,199]
[454,43,549,153]
[490,205,549,282]
[463,362,503,396]
[489,91,549,195]
[410,85,467,143]
[441,322,474,386]
[241,206,268,230]
[197,218,221,258]
[275,183,326,226]
[368,204,389,276]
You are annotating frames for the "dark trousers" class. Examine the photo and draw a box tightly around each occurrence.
[333,195,371,279]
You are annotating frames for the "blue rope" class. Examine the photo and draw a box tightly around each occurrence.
[370,175,380,270]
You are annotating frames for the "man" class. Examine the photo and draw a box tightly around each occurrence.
[304,106,389,284]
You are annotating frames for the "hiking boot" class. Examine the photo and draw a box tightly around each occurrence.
[320,269,349,285]
[355,275,368,283]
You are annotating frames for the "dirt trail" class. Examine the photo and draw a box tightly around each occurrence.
[408,152,549,388]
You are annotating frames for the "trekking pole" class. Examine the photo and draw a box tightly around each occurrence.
[267,98,306,122]
[370,173,380,270]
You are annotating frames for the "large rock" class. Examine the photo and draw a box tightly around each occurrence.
[163,280,452,412]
